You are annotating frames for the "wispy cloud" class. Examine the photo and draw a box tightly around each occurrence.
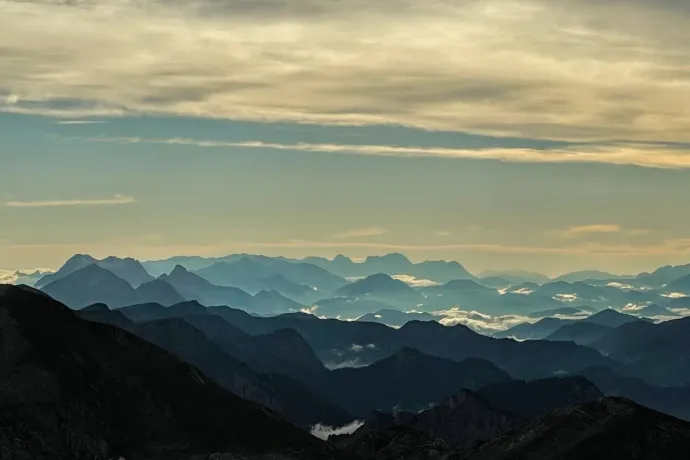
[557,224,653,239]
[333,226,389,239]
[310,420,364,440]
[242,237,690,257]
[5,194,135,208]
[2,0,690,144]
[77,136,690,169]
[55,120,106,125]
[561,224,622,237]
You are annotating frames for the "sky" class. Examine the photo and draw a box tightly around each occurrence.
[2,0,690,276]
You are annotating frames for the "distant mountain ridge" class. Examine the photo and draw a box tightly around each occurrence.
[37,254,154,288]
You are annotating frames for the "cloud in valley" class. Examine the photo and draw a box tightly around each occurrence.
[310,420,364,440]
[436,307,533,334]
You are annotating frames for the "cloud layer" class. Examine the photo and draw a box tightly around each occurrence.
[3,0,690,145]
[79,136,690,169]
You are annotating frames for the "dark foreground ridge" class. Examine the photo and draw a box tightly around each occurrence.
[0,285,338,460]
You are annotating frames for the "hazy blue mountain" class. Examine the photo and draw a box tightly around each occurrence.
[553,270,623,283]
[527,306,586,318]
[629,304,678,318]
[635,263,690,287]
[357,309,442,327]
[0,285,336,459]
[494,317,575,340]
[311,297,398,319]
[477,276,513,289]
[545,321,613,345]
[666,274,690,293]
[478,270,551,284]
[297,253,475,283]
[584,308,647,328]
[37,254,154,288]
[326,348,511,416]
[41,264,135,308]
[334,273,425,309]
[195,256,347,293]
[159,265,254,307]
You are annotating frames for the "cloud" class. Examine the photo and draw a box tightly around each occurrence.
[436,307,532,334]
[78,136,690,170]
[2,0,690,145]
[4,194,136,208]
[310,420,364,440]
[333,226,389,239]
[55,120,106,125]
[557,224,654,239]
[561,224,622,238]
[392,274,440,287]
[241,237,690,257]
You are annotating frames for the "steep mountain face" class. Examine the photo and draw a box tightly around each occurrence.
[159,265,254,307]
[545,322,613,345]
[476,376,604,418]
[326,348,512,416]
[0,285,337,460]
[466,398,690,460]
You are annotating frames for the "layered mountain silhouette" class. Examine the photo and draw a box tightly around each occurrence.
[41,264,185,309]
[334,273,425,309]
[0,285,337,459]
[159,265,254,307]
[325,348,511,416]
[545,321,613,345]
[36,254,154,288]
[357,309,441,327]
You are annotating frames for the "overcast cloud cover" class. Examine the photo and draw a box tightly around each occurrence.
[2,0,690,160]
